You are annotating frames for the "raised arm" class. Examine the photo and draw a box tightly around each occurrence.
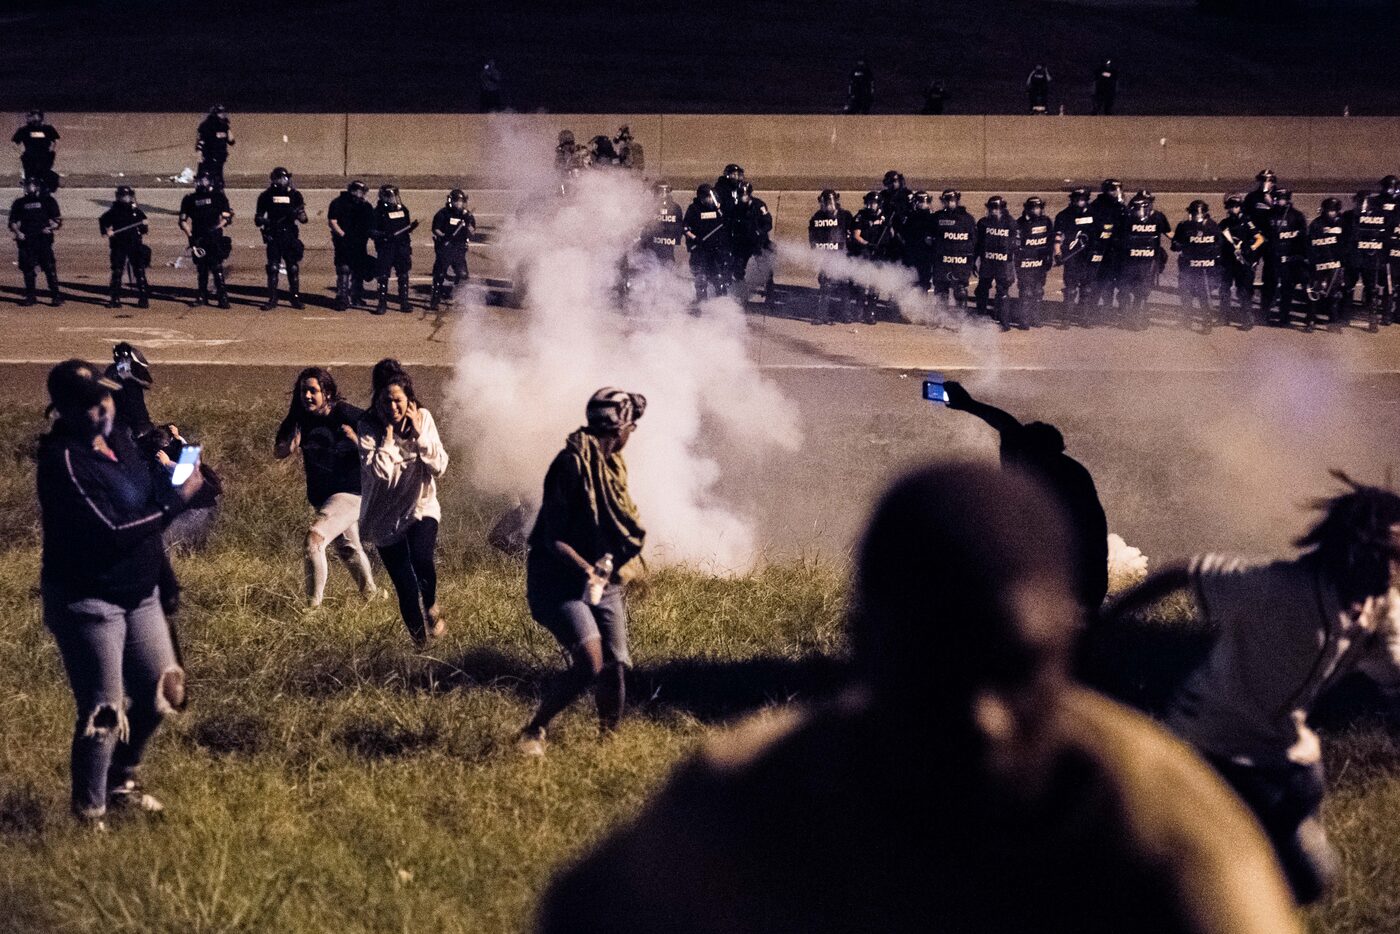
[942,380,1023,436]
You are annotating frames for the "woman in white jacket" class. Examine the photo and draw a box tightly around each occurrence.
[357,364,449,645]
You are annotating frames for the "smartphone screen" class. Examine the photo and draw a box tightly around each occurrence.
[922,377,948,405]
[170,445,201,486]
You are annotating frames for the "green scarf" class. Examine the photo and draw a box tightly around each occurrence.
[566,428,646,561]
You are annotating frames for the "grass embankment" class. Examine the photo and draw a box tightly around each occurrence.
[0,394,1396,933]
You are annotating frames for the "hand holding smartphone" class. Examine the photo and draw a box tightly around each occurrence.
[170,445,202,486]
[922,373,950,405]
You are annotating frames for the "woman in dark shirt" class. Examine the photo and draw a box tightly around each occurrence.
[274,367,376,607]
[36,360,204,826]
[518,388,647,756]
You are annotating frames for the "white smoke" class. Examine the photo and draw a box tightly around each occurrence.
[447,166,802,572]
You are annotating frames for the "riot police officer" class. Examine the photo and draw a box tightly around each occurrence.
[12,110,59,191]
[715,164,746,211]
[974,196,1018,328]
[642,181,684,265]
[933,190,976,308]
[730,182,773,283]
[1242,169,1277,234]
[808,190,853,324]
[1307,198,1347,332]
[1171,200,1223,331]
[1218,194,1264,328]
[8,175,62,306]
[1091,58,1118,114]
[1116,195,1164,328]
[1054,187,1096,320]
[254,167,308,310]
[1026,64,1052,115]
[849,191,889,323]
[370,184,417,314]
[1262,188,1308,326]
[683,184,731,301]
[1344,191,1388,330]
[328,180,374,310]
[845,59,875,114]
[98,186,150,309]
[1086,179,1125,317]
[195,105,235,190]
[1386,198,1400,326]
[1379,175,1400,218]
[178,170,233,308]
[1016,197,1054,327]
[902,191,939,294]
[430,189,476,310]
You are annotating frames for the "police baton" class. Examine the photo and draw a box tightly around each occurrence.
[106,220,147,237]
[392,220,419,238]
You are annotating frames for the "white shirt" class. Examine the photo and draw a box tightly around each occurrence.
[356,408,448,546]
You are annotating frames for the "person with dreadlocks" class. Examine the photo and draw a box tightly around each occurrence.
[1103,472,1400,906]
[517,388,647,757]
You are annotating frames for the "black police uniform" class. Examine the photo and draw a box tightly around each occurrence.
[1171,218,1222,323]
[1386,214,1400,324]
[179,188,233,306]
[1092,62,1117,115]
[714,175,744,213]
[371,200,415,312]
[1262,205,1308,325]
[850,205,889,322]
[683,197,732,300]
[1086,193,1124,314]
[328,190,375,309]
[195,114,233,188]
[1242,187,1275,236]
[644,195,685,264]
[1115,212,1168,323]
[1054,200,1096,311]
[933,206,976,305]
[1345,201,1389,328]
[730,196,773,281]
[1026,68,1051,114]
[9,189,62,305]
[1218,212,1261,324]
[12,121,59,190]
[1016,212,1054,326]
[974,213,1018,326]
[1307,215,1347,329]
[254,184,307,308]
[809,207,853,323]
[901,208,939,293]
[430,205,476,309]
[847,62,874,114]
[98,201,150,307]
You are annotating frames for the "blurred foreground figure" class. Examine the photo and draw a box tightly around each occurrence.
[538,464,1301,934]
[1105,472,1400,905]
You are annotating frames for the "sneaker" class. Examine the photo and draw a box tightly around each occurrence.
[516,729,547,758]
[108,780,165,814]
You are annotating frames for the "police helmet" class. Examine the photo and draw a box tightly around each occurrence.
[986,195,1007,213]
[1256,168,1277,184]
[940,189,961,207]
[448,188,468,206]
[1273,188,1293,205]
[1129,196,1150,219]
[1353,189,1371,205]
[194,170,213,189]
[1023,196,1045,215]
[723,163,744,179]
[1101,178,1123,197]
[1069,187,1090,204]
[883,170,905,189]
[818,189,838,210]
[864,190,881,208]
[21,175,41,193]
[379,183,400,201]
[738,181,754,202]
[210,104,228,116]
[912,190,934,209]
[1321,197,1342,215]
[616,125,632,141]
[270,166,292,185]
[1187,199,1209,220]
[348,180,369,195]
[1381,175,1400,194]
[112,342,153,388]
[25,109,43,123]
[653,180,672,197]
[558,130,575,145]
[1358,191,1379,212]
[1135,188,1156,205]
[697,183,715,200]
[115,185,136,201]
[1223,194,1245,211]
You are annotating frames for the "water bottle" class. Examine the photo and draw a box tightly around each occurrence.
[584,553,613,606]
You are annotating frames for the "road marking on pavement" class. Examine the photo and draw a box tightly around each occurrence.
[55,326,243,349]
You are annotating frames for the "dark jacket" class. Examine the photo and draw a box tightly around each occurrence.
[37,423,180,608]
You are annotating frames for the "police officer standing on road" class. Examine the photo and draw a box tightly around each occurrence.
[1016,197,1054,327]
[974,196,1019,328]
[370,184,417,315]
[12,110,59,191]
[729,182,773,285]
[1026,64,1052,115]
[1262,188,1308,326]
[878,171,914,262]
[254,167,308,310]
[328,180,374,310]
[1087,179,1126,318]
[1115,195,1165,328]
[683,184,732,302]
[1091,58,1118,114]
[714,165,746,212]
[430,189,475,310]
[1386,192,1400,326]
[849,190,888,323]
[902,190,939,295]
[1054,187,1096,321]
[1171,199,1223,331]
[98,186,150,309]
[195,105,235,190]
[808,189,854,324]
[1242,169,1277,233]
[8,175,62,307]
[1219,194,1264,328]
[178,170,233,308]
[642,181,684,265]
[1306,198,1347,332]
[1344,191,1388,331]
[845,59,875,114]
[933,190,976,308]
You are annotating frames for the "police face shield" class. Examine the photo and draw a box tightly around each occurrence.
[349,182,369,200]
[987,199,1006,218]
[819,193,838,213]
[26,111,42,125]
[117,189,136,205]
[273,173,291,189]
[195,174,213,191]
[1025,201,1044,218]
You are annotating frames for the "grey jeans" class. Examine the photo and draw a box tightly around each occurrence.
[306,491,375,607]
[43,586,181,818]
